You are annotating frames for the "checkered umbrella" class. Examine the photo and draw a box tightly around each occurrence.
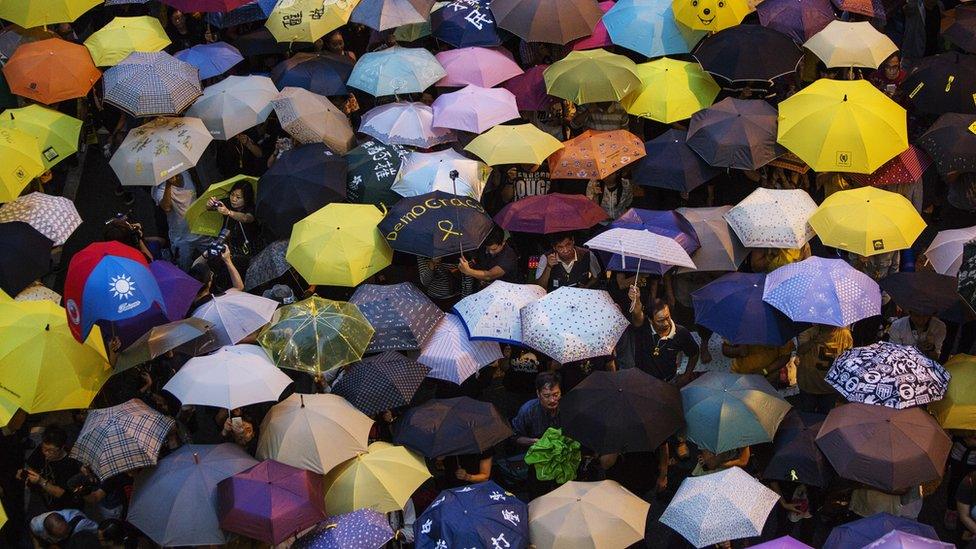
[826,342,950,409]
[331,351,430,417]
[0,191,80,246]
[109,117,213,186]
[349,282,443,353]
[70,398,175,480]
[103,51,202,118]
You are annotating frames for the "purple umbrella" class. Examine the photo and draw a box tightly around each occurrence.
[569,1,615,50]
[757,0,836,43]
[150,260,203,321]
[293,509,394,549]
[863,530,954,549]
[501,64,552,111]
[824,514,939,549]
[431,85,520,133]
[603,209,701,276]
[174,42,243,80]
[752,536,814,549]
[763,257,881,327]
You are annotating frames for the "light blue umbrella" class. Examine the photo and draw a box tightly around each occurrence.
[174,42,243,80]
[762,256,882,327]
[681,371,792,454]
[603,0,706,58]
[347,46,446,97]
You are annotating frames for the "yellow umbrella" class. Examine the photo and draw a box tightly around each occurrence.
[672,0,752,32]
[0,105,82,171]
[777,78,907,174]
[266,0,358,44]
[0,396,19,430]
[185,175,258,237]
[464,123,565,166]
[0,0,102,28]
[804,20,898,69]
[286,203,392,287]
[0,126,44,203]
[929,354,976,430]
[621,57,720,123]
[809,186,925,256]
[323,441,432,514]
[544,49,641,105]
[0,300,110,415]
[529,480,650,548]
[83,16,172,67]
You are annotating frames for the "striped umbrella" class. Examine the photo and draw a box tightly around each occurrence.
[418,313,503,384]
[70,399,175,480]
[103,52,201,118]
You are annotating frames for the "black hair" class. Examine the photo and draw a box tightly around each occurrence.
[41,426,67,448]
[103,219,139,248]
[189,262,213,287]
[98,519,127,545]
[228,181,254,210]
[535,371,561,392]
[650,298,670,316]
[485,226,506,247]
[547,232,574,247]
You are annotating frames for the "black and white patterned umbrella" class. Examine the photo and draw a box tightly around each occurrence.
[244,239,290,291]
[0,191,80,246]
[826,341,950,409]
[331,351,430,417]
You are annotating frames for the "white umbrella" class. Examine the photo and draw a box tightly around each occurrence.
[925,225,976,276]
[675,206,749,273]
[191,289,278,348]
[585,227,696,273]
[804,20,897,69]
[418,313,503,384]
[660,466,779,548]
[519,287,629,364]
[391,149,491,200]
[359,102,457,148]
[453,280,547,344]
[162,344,292,410]
[272,86,356,153]
[724,187,817,249]
[185,74,277,140]
[110,117,213,186]
[430,84,520,133]
[0,191,81,246]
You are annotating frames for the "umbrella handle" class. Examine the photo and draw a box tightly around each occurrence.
[629,258,642,313]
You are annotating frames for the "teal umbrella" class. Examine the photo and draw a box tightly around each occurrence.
[603,0,705,58]
[347,46,445,97]
[681,371,792,454]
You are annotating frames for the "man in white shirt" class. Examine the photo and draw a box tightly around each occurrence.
[30,509,98,545]
[153,172,207,270]
[886,312,947,360]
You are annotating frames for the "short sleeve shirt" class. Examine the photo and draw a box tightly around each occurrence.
[633,321,699,381]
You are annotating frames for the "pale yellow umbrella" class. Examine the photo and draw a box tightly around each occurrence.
[323,441,432,514]
[83,16,172,67]
[266,0,359,44]
[621,57,720,123]
[529,480,650,548]
[272,87,356,153]
[464,123,564,166]
[804,20,897,69]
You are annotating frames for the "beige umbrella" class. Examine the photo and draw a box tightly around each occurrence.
[323,441,431,514]
[675,206,749,273]
[109,117,213,186]
[185,75,277,140]
[804,20,897,69]
[528,480,649,549]
[256,393,373,475]
[272,86,356,154]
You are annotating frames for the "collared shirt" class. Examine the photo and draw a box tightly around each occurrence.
[30,510,98,543]
[534,250,601,284]
[633,319,699,381]
[887,316,946,357]
[512,398,560,439]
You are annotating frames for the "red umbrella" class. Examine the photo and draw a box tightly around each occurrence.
[217,460,326,545]
[849,145,932,187]
[500,64,552,111]
[162,0,250,12]
[494,192,608,234]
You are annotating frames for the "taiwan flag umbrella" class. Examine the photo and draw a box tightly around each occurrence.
[431,0,501,47]
[917,112,976,176]
[293,509,394,549]
[763,257,882,327]
[602,208,700,275]
[687,98,786,170]
[725,187,817,249]
[491,0,602,44]
[174,42,243,80]
[520,287,630,364]
[453,281,547,343]
[163,344,293,409]
[103,52,202,118]
[330,351,431,417]
[418,314,503,384]
[349,282,443,353]
[2,38,101,106]
[757,0,836,43]
[675,206,749,273]
[271,52,354,97]
[900,52,976,115]
[548,129,646,180]
[692,272,796,346]
[377,190,494,258]
[693,25,803,84]
[359,102,456,149]
[826,342,950,409]
[603,0,705,58]
[494,193,607,234]
[186,74,277,140]
[393,397,513,457]
[0,222,52,297]
[879,271,976,322]
[824,514,939,549]
[634,129,721,192]
[348,46,445,96]
[415,481,529,549]
[762,410,833,488]
[70,399,174,481]
[529,480,649,548]
[350,0,435,31]
[345,140,410,209]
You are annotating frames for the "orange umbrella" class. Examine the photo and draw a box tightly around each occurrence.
[2,38,100,105]
[548,129,646,180]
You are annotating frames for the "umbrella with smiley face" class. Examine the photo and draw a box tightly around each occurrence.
[672,0,753,32]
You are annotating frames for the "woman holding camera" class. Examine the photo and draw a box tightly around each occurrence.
[211,181,260,274]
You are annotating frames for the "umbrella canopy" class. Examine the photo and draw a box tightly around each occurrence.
[945,4,976,53]
[816,403,951,492]
[186,74,277,140]
[128,444,258,547]
[293,509,394,549]
[675,206,748,272]
[757,0,835,42]
[435,46,523,88]
[604,0,705,58]
[345,140,410,208]
[271,52,354,97]
[453,281,546,343]
[529,480,649,548]
[257,393,373,474]
[826,342,950,409]
[393,396,513,457]
[331,351,431,416]
[544,49,641,105]
[174,42,243,80]
[682,371,792,453]
[762,410,833,488]
[687,97,785,170]
[673,0,752,31]
[494,192,607,234]
[115,318,216,372]
[491,0,602,44]
[348,46,445,96]
[924,225,976,276]
[163,344,292,409]
[163,0,250,11]
[634,128,721,192]
[586,227,697,271]
[753,537,815,549]
[258,297,374,374]
[103,51,201,117]
[0,191,80,247]
[419,313,503,384]
[568,0,613,51]
[824,514,939,549]
[70,399,174,481]
[359,102,456,148]
[693,272,796,346]
[350,0,434,30]
[561,368,684,453]
[110,117,212,186]
[621,57,720,123]
[0,127,43,202]
[850,145,932,188]
[465,123,564,166]
[0,222,51,297]
[0,105,81,172]
[349,282,443,353]
[267,0,354,43]
[237,27,294,57]
[863,530,954,549]
[0,0,101,28]
[929,354,976,429]
[244,240,290,291]
[662,467,779,548]
[392,149,491,200]
[416,480,529,549]
[880,271,976,322]
[217,460,326,545]
[377,190,494,258]
[917,112,976,176]
[520,287,629,364]
[185,175,259,237]
[805,20,897,69]
[324,441,431,514]
[606,209,702,275]
[431,85,519,134]
[548,129,646,180]
[84,16,171,67]
[191,289,278,347]
[431,0,501,47]
[902,52,976,116]
[724,187,817,249]
[809,186,926,256]
[272,87,355,153]
[286,203,392,287]
[693,24,803,83]
[206,0,276,27]
[763,256,882,326]
[2,38,100,106]
[500,64,551,111]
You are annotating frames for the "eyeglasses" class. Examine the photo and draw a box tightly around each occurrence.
[539,391,561,401]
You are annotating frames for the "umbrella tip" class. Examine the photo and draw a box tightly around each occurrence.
[843,94,848,102]
[193,452,200,464]
[44,324,49,331]
[300,394,305,408]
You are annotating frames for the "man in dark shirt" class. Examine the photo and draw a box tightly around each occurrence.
[458,226,521,286]
[534,232,601,292]
[19,427,83,512]
[628,288,699,385]
[512,372,562,447]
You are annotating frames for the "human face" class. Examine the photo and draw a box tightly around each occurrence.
[883,56,900,78]
[486,242,504,255]
[326,33,344,53]
[40,442,63,462]
[651,306,672,335]
[229,188,245,209]
[553,238,575,261]
[538,384,561,412]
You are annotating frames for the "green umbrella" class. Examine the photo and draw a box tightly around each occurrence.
[525,428,581,484]
[185,174,258,236]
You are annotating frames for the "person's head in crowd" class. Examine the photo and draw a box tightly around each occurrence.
[262,284,296,305]
[40,426,68,462]
[324,30,346,55]
[649,298,673,334]
[66,530,102,549]
[536,372,561,413]
[908,310,933,327]
[227,181,254,212]
[97,519,127,548]
[42,513,74,542]
[170,10,188,32]
[548,232,576,262]
[484,226,507,256]
[881,52,902,79]
[189,262,214,296]
[103,218,140,249]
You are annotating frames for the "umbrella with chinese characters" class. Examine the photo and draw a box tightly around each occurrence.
[431,0,501,47]
[453,281,546,343]
[186,74,277,140]
[110,117,213,186]
[70,399,175,481]
[763,257,882,327]
[520,287,630,364]
[267,0,354,43]
[349,282,443,353]
[331,351,431,416]
[345,140,410,208]
[724,187,817,249]
[826,342,950,409]
[415,481,528,549]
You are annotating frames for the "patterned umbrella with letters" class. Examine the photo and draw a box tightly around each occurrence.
[826,342,950,409]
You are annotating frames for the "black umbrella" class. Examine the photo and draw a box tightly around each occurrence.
[271,52,355,97]
[393,397,513,457]
[560,369,684,454]
[762,410,833,487]
[345,140,410,209]
[945,4,976,53]
[243,240,291,291]
[256,143,348,239]
[331,351,431,417]
[693,24,802,84]
[633,129,721,192]
[377,191,494,258]
[902,52,976,115]
[686,97,787,171]
[879,271,976,322]
[235,28,294,57]
[0,221,52,296]
[917,112,976,176]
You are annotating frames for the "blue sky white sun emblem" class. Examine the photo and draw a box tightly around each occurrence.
[109,274,136,300]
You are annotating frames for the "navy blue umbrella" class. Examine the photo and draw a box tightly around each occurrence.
[415,481,529,549]
[349,282,444,353]
[761,410,833,487]
[377,191,494,258]
[633,129,721,192]
[393,397,513,457]
[0,221,52,296]
[256,144,348,239]
[600,208,701,276]
[271,52,355,97]
[206,0,275,28]
[430,0,503,47]
[823,513,939,549]
[331,351,431,417]
[692,272,796,346]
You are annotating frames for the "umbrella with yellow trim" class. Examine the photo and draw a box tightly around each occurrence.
[809,186,925,256]
[323,441,431,514]
[185,175,259,237]
[621,57,720,123]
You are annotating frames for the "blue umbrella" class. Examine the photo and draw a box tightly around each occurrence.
[415,480,528,549]
[206,0,275,28]
[376,190,494,258]
[271,52,355,97]
[430,0,502,47]
[692,272,796,345]
[633,129,722,192]
[293,509,394,549]
[757,0,836,43]
[762,257,882,327]
[347,46,446,96]
[823,513,939,549]
[349,282,444,353]
[603,0,705,58]
[174,42,243,80]
[602,208,701,276]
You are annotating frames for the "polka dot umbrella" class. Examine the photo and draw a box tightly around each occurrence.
[917,112,976,177]
[519,287,629,364]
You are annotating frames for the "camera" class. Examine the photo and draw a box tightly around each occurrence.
[205,197,221,211]
[203,228,231,259]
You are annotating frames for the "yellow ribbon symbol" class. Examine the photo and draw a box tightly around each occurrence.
[438,220,463,241]
[790,469,798,481]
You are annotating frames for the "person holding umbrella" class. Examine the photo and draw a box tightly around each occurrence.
[534,232,601,291]
[627,288,700,386]
[886,311,947,361]
[457,226,521,287]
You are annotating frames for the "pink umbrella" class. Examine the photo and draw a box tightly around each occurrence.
[569,1,615,51]
[431,85,520,133]
[435,46,524,87]
[501,64,552,111]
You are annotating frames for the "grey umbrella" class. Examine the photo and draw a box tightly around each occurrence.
[244,239,291,291]
[686,97,786,170]
[350,0,436,31]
